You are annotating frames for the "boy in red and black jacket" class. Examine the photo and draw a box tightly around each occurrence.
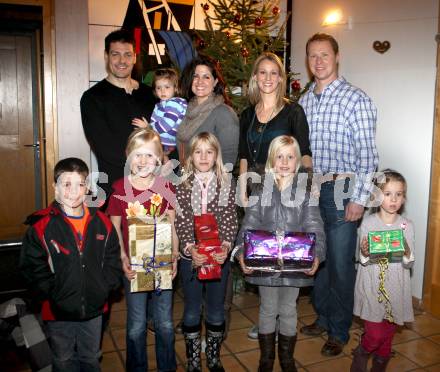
[20,157,122,371]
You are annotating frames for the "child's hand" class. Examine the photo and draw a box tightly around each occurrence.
[360,237,370,257]
[238,253,253,275]
[131,117,150,129]
[403,238,411,258]
[164,146,175,155]
[213,242,229,264]
[121,255,136,281]
[191,246,207,267]
[305,257,320,276]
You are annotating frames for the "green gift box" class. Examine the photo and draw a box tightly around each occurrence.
[368,229,404,259]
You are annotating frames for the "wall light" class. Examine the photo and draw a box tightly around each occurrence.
[322,9,353,29]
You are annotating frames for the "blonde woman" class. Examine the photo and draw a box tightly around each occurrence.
[239,52,312,203]
[235,135,325,372]
[175,132,238,372]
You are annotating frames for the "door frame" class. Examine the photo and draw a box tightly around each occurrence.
[0,0,57,204]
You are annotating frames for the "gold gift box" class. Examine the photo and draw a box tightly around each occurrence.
[128,216,173,292]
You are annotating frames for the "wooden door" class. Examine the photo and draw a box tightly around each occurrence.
[0,34,40,240]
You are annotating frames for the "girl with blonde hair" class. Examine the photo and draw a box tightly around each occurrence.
[107,128,178,372]
[175,132,238,372]
[235,135,325,372]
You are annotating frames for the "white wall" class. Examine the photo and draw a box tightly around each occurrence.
[55,0,90,165]
[292,0,438,300]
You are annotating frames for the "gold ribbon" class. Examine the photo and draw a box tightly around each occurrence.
[377,257,393,322]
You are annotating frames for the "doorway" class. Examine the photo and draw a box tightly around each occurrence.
[0,4,44,242]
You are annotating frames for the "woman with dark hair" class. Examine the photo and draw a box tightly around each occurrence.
[177,55,239,166]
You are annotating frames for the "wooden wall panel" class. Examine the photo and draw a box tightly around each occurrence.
[423,2,440,316]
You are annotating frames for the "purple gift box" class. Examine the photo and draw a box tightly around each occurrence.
[243,230,316,272]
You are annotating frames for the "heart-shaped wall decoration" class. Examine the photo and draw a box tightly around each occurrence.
[373,40,391,54]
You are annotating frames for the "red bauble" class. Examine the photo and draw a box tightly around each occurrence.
[255,17,264,26]
[225,31,231,39]
[203,3,210,11]
[291,80,301,91]
[233,13,241,24]
[272,6,280,15]
[241,47,249,57]
[198,39,206,48]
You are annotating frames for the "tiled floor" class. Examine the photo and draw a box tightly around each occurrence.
[99,289,440,372]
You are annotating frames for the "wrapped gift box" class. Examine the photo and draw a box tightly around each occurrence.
[243,230,316,272]
[197,239,223,280]
[128,216,173,292]
[368,229,404,259]
[194,214,222,280]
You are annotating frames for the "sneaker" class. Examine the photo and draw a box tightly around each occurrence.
[247,324,259,340]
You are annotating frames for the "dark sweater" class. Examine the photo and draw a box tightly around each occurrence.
[239,102,312,169]
[80,79,156,195]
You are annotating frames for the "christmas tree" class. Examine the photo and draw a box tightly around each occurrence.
[196,0,290,112]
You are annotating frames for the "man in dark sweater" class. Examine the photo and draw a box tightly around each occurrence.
[80,29,156,201]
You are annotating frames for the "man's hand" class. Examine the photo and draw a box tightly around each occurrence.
[345,201,364,221]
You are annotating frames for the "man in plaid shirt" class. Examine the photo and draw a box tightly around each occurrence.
[299,33,379,356]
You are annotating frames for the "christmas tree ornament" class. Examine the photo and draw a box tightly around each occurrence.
[255,17,264,26]
[203,3,210,11]
[291,80,301,91]
[197,38,206,48]
[272,6,280,15]
[241,47,249,57]
[233,13,241,24]
[225,31,231,39]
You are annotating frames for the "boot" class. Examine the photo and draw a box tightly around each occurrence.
[205,322,225,372]
[278,334,297,372]
[350,345,370,372]
[371,354,391,372]
[183,324,202,372]
[258,332,276,372]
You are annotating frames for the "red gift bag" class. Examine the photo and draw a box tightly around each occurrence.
[194,214,222,280]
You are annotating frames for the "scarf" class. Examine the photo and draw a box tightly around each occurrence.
[177,94,224,161]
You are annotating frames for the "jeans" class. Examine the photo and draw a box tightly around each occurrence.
[259,286,299,336]
[45,315,102,372]
[180,259,230,327]
[312,180,358,343]
[124,278,176,372]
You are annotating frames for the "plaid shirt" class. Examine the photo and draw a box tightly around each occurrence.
[299,77,379,205]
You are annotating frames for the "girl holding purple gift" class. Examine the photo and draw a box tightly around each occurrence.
[234,135,326,372]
